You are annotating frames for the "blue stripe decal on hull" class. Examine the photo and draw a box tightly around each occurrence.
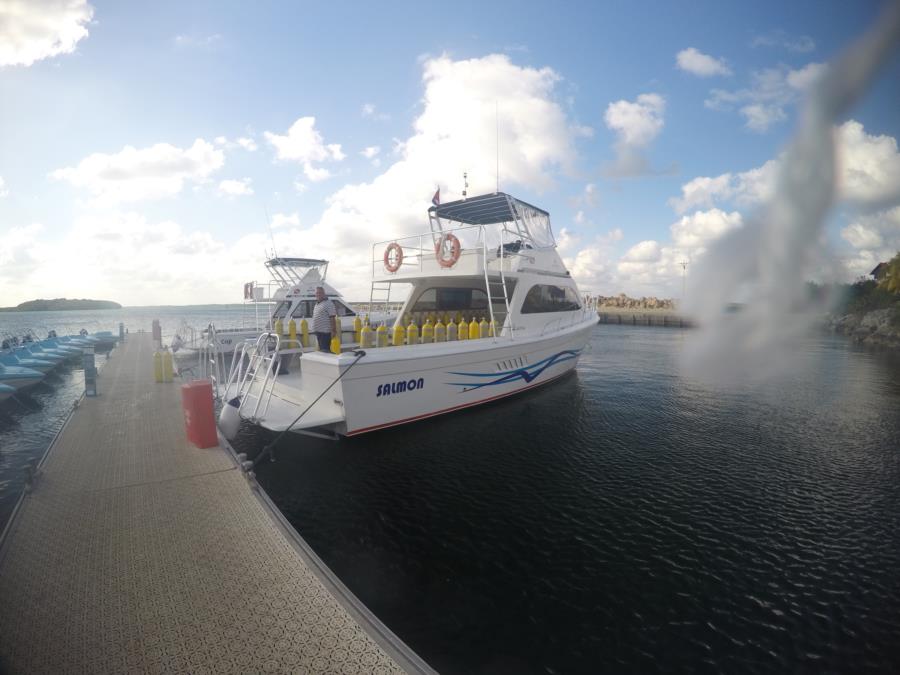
[446,349,580,390]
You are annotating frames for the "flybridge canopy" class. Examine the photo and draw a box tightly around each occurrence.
[264,257,329,287]
[429,192,549,225]
[265,257,328,268]
[428,192,556,249]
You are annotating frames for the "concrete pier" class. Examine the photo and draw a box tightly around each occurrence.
[0,332,429,673]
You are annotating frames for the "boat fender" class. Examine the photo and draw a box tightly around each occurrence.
[435,233,461,268]
[384,242,404,273]
[218,396,242,440]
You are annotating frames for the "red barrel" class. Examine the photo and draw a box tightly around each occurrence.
[181,380,218,449]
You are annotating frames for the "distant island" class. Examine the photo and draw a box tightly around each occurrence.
[0,298,122,312]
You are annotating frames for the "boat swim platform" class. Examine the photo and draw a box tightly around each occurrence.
[0,331,432,674]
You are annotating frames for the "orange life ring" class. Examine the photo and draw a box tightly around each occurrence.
[384,242,403,273]
[435,233,461,268]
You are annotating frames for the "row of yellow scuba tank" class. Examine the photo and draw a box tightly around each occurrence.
[153,347,175,383]
[360,315,498,348]
[271,313,497,353]
[273,316,342,354]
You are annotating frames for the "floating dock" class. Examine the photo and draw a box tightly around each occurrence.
[0,331,430,673]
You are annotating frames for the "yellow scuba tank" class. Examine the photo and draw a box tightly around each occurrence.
[162,348,174,382]
[299,318,309,348]
[361,319,374,348]
[274,319,283,338]
[434,318,446,342]
[354,315,362,343]
[392,321,406,347]
[421,317,434,343]
[447,319,458,341]
[332,316,342,353]
[407,317,419,345]
[376,324,388,347]
[458,316,468,340]
[288,319,297,348]
[479,317,490,339]
[153,349,163,383]
[468,316,480,340]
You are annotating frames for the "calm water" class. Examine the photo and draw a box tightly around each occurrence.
[2,309,900,672]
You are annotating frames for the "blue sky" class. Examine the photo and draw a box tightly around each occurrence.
[1,0,899,306]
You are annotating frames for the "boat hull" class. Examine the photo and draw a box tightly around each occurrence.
[242,317,594,436]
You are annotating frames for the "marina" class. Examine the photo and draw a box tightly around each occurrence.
[0,331,431,673]
[2,1,899,671]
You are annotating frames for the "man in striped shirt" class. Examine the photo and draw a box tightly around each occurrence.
[312,286,338,352]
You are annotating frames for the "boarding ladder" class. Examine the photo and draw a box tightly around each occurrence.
[481,226,514,340]
[223,333,283,421]
[368,280,394,323]
[198,323,227,401]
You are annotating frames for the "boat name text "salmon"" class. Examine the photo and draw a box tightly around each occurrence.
[377,378,424,397]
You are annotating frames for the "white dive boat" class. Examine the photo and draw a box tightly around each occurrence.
[174,257,387,359]
[221,192,596,438]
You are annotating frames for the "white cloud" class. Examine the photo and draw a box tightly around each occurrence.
[786,62,826,90]
[670,208,743,250]
[217,177,253,197]
[840,206,900,278]
[273,53,582,300]
[670,121,900,214]
[0,0,93,67]
[0,211,304,306]
[361,103,389,121]
[560,228,623,294]
[604,93,665,176]
[50,138,225,204]
[361,146,380,159]
[751,30,815,53]
[0,224,46,300]
[293,179,308,194]
[837,120,900,206]
[621,240,661,262]
[611,209,743,295]
[237,137,258,152]
[271,212,300,229]
[0,176,7,198]
[706,62,825,132]
[265,117,345,182]
[264,116,345,183]
[676,48,732,77]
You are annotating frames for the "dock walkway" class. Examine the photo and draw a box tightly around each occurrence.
[0,332,426,674]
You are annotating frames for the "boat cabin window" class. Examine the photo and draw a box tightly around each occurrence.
[289,299,356,319]
[272,301,292,319]
[520,284,581,313]
[411,287,488,313]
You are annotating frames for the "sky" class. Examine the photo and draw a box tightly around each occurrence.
[1,0,899,307]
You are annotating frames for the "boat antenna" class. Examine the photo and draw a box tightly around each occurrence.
[263,205,277,258]
[462,172,468,201]
[495,101,500,193]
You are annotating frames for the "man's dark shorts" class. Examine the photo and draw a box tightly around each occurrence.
[315,332,332,352]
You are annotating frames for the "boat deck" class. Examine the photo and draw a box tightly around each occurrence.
[0,331,427,673]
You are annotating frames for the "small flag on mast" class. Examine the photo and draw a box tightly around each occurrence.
[432,187,440,206]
